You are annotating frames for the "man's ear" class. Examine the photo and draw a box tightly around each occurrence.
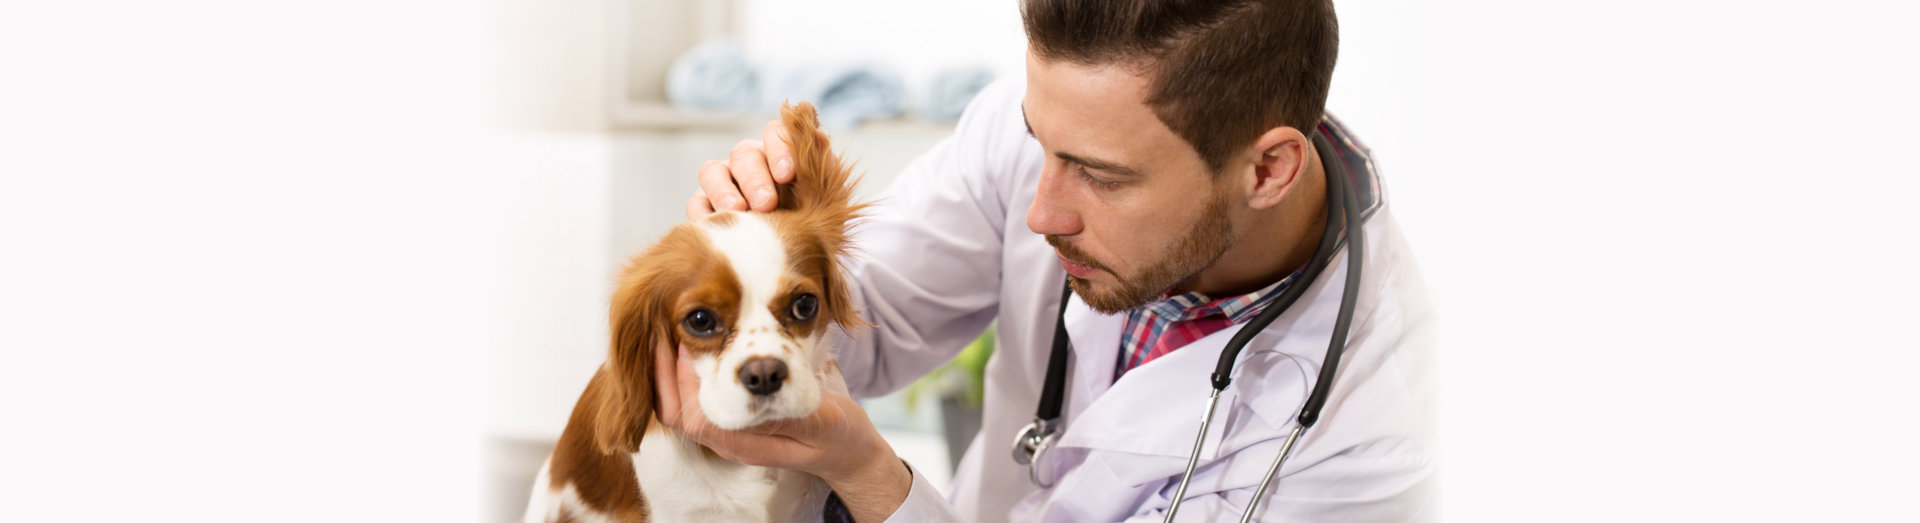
[592,268,664,455]
[1244,126,1313,210]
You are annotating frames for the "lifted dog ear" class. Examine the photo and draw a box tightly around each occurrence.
[776,101,864,221]
[590,266,666,455]
[778,100,871,333]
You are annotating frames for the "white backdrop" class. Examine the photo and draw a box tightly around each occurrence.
[3,0,1917,521]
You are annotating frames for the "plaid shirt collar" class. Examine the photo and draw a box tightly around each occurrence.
[1114,266,1305,377]
[1139,271,1298,325]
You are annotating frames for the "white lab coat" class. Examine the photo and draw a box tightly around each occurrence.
[830,78,1435,522]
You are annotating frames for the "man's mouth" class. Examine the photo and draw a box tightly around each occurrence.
[1045,235,1109,278]
[1058,252,1101,278]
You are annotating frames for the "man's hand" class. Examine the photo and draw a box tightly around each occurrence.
[653,341,910,522]
[687,120,801,219]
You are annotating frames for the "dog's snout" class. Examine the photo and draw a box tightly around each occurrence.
[737,357,789,396]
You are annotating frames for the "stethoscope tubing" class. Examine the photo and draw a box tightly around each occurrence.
[1236,138,1366,521]
[1166,132,1365,521]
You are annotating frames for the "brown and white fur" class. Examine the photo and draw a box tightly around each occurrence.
[524,102,869,523]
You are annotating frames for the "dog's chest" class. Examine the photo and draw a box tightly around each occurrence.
[633,432,831,522]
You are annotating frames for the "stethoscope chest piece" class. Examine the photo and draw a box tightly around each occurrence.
[1009,418,1060,487]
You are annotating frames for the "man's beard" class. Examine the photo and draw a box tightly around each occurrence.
[1046,190,1234,314]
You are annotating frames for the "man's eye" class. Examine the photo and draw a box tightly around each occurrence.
[1074,165,1121,190]
[683,309,721,336]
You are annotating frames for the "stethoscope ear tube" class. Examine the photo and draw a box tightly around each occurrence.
[1233,136,1368,522]
[1206,131,1353,418]
[1296,139,1364,429]
[1169,132,1365,522]
[1207,164,1345,393]
[1238,134,1367,521]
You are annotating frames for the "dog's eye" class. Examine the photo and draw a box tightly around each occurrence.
[789,294,818,321]
[683,309,720,337]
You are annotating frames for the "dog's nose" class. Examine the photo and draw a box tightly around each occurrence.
[737,357,789,396]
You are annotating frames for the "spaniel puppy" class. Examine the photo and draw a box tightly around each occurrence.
[524,102,868,523]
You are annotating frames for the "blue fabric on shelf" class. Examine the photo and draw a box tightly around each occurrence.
[921,66,996,122]
[666,38,760,112]
[765,63,905,128]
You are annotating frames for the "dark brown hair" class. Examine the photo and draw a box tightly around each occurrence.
[1022,0,1338,173]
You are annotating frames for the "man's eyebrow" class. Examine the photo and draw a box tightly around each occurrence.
[1020,103,1142,178]
[1057,152,1143,178]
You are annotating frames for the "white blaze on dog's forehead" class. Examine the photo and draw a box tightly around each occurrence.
[700,212,787,318]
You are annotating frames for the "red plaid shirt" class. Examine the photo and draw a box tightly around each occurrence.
[1113,266,1305,380]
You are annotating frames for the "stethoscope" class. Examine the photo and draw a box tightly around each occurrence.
[1010,132,1365,522]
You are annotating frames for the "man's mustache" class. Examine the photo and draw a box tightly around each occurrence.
[1044,234,1112,274]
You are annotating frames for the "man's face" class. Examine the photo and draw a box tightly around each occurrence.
[1022,50,1237,314]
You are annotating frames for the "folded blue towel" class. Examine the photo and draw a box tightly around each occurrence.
[765,63,905,128]
[666,38,760,112]
[921,66,996,122]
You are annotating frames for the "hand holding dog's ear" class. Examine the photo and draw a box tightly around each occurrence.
[688,119,800,218]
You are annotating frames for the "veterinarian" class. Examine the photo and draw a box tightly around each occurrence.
[654,0,1433,520]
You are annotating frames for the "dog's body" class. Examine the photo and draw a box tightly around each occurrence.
[525,102,866,523]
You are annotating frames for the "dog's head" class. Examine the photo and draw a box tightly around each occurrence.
[590,102,868,453]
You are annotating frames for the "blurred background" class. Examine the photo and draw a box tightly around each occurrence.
[3,0,1917,521]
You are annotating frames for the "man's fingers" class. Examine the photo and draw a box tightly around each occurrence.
[675,346,704,428]
[708,432,811,466]
[739,392,855,445]
[653,339,681,426]
[685,188,716,220]
[686,120,797,219]
[697,159,748,213]
[727,139,779,212]
[762,120,796,184]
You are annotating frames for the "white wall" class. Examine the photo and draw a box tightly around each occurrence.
[2,1,494,520]
[1388,2,1920,520]
[738,0,1029,108]
[488,0,612,132]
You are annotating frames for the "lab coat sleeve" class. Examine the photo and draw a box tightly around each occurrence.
[879,461,965,523]
[830,79,1031,397]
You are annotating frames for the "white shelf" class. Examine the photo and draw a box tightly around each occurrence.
[609,100,760,131]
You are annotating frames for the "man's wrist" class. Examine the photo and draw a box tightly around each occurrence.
[823,448,912,522]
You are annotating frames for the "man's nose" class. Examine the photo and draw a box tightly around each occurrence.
[737,357,789,396]
[1026,164,1083,236]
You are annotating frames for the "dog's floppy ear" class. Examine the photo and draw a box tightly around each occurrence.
[777,100,871,332]
[590,264,667,454]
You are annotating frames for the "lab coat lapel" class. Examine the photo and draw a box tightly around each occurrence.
[1055,326,1243,459]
